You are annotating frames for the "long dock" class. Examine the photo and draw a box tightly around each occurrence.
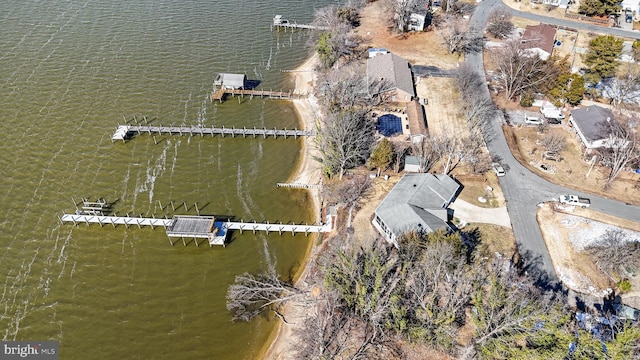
[211,87,302,102]
[272,15,329,31]
[111,125,316,142]
[60,213,329,247]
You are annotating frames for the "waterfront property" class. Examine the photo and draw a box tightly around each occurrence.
[366,52,415,102]
[372,173,460,245]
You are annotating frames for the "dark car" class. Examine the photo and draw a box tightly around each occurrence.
[547,117,562,125]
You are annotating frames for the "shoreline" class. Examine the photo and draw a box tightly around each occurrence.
[260,53,323,360]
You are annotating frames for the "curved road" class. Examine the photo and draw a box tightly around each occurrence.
[467,0,640,286]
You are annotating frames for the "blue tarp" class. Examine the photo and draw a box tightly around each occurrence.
[377,114,402,136]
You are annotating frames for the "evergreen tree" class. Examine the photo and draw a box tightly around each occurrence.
[583,35,623,81]
[368,138,393,176]
[633,40,640,62]
[579,0,621,17]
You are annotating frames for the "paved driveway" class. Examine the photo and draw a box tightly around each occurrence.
[450,199,512,228]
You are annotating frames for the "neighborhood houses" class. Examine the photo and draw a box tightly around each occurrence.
[228,1,640,359]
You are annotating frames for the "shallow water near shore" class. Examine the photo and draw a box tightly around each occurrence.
[0,1,334,358]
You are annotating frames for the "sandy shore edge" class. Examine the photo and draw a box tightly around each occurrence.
[260,53,323,360]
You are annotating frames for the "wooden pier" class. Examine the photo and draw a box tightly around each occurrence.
[60,213,329,247]
[276,183,322,189]
[211,87,302,102]
[272,15,329,31]
[111,125,316,142]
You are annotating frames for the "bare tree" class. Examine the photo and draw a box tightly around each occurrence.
[394,0,429,32]
[226,270,305,322]
[309,5,364,69]
[323,174,371,228]
[391,139,411,173]
[462,262,563,359]
[456,64,497,141]
[603,64,640,110]
[431,134,460,174]
[489,40,558,100]
[323,242,404,358]
[540,133,567,153]
[315,65,391,112]
[315,109,375,180]
[411,136,438,173]
[294,289,351,360]
[585,229,640,276]
[486,8,514,39]
[398,233,481,350]
[598,117,640,187]
[439,17,469,55]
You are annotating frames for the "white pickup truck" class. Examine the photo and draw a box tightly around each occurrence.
[559,194,591,208]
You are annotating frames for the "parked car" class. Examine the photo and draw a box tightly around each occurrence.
[546,117,562,125]
[626,10,633,23]
[524,115,544,125]
[492,163,506,177]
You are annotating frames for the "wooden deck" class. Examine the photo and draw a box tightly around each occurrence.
[111,125,316,141]
[211,87,301,102]
[60,213,329,247]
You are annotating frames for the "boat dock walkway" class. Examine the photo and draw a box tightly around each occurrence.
[211,87,303,102]
[111,125,316,142]
[60,213,329,247]
[272,15,329,31]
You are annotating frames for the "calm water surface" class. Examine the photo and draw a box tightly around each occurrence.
[0,1,337,358]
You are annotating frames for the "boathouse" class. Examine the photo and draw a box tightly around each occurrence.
[214,73,247,90]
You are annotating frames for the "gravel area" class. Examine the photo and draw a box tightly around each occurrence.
[561,213,640,251]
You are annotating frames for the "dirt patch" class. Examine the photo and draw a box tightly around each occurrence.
[537,204,614,296]
[350,172,401,249]
[503,125,640,205]
[538,203,640,298]
[355,0,459,67]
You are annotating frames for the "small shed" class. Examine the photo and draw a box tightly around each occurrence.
[214,73,247,89]
[407,13,426,32]
[404,156,421,173]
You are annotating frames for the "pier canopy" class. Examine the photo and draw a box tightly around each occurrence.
[214,73,247,90]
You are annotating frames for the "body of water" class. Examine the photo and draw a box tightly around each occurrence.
[0,1,336,358]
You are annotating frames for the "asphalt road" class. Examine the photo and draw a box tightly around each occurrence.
[467,0,640,286]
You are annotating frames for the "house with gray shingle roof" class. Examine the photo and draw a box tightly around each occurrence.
[372,173,460,245]
[569,105,616,150]
[366,52,415,102]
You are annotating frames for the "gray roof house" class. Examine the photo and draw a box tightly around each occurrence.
[569,105,616,150]
[366,53,415,102]
[372,173,461,245]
